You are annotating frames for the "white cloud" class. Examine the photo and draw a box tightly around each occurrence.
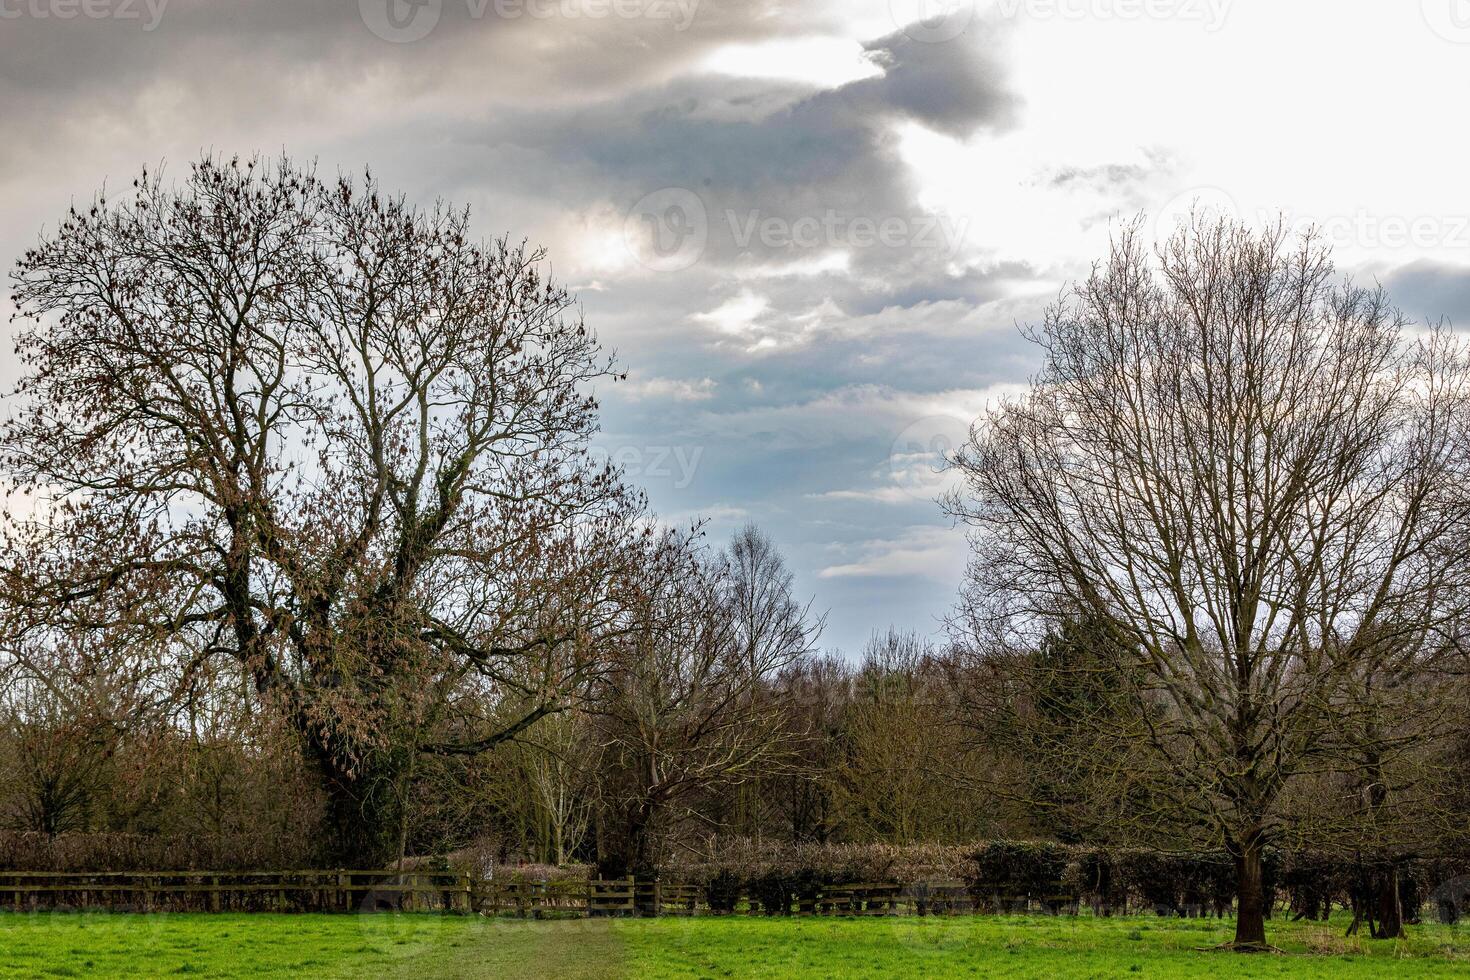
[614,375,719,402]
[810,486,924,505]
[730,252,852,281]
[696,382,1022,454]
[818,525,968,581]
[692,290,770,337]
[697,36,884,88]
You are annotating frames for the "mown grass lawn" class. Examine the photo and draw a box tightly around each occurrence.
[1,911,1467,978]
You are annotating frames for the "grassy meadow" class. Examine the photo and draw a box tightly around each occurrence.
[1,911,1468,978]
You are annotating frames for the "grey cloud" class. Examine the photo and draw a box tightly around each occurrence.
[0,0,785,96]
[1049,163,1151,189]
[0,0,802,182]
[848,22,1020,137]
[480,19,1018,254]
[373,16,1032,358]
[1383,260,1470,328]
[0,2,1034,657]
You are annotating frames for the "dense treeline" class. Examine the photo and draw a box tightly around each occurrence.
[0,619,1002,871]
[2,158,1469,951]
[5,621,1467,895]
[658,840,1470,925]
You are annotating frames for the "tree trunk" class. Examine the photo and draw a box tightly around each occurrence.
[1233,835,1269,949]
[1363,765,1407,940]
[317,754,404,870]
[596,799,659,886]
[1374,865,1406,939]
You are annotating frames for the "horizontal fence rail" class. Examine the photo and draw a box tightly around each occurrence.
[0,871,1093,917]
[0,871,473,914]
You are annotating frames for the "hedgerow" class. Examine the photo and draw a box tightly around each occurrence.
[659,838,1470,917]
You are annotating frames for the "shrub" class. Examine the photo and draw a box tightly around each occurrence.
[490,863,591,884]
[664,839,974,890]
[1070,848,1127,914]
[969,840,1071,910]
[1111,850,1239,917]
[0,831,316,873]
[705,870,742,913]
[747,872,794,915]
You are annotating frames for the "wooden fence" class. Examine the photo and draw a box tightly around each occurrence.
[0,871,1080,917]
[0,871,473,913]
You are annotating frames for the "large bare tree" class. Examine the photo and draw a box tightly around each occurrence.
[590,527,814,878]
[947,216,1470,948]
[719,524,825,835]
[1,156,644,866]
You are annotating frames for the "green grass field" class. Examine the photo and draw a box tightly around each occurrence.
[1,911,1467,978]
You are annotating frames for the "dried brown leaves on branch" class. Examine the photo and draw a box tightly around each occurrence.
[1,155,650,865]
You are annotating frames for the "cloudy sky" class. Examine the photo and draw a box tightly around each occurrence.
[2,0,1467,653]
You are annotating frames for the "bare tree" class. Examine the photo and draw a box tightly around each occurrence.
[833,629,984,844]
[769,655,851,843]
[589,528,810,878]
[726,524,825,676]
[947,216,1470,949]
[719,524,824,836]
[1,155,644,866]
[469,698,601,866]
[947,613,1160,846]
[1285,628,1469,938]
[0,603,170,836]
[520,709,600,866]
